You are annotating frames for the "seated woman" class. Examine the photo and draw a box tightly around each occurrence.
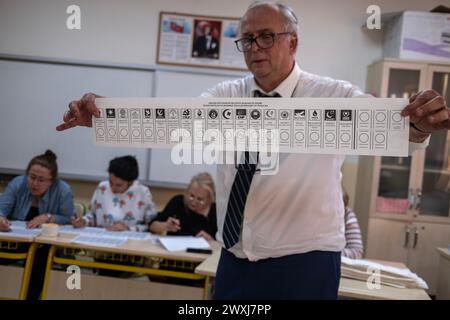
[0,149,74,299]
[342,189,364,259]
[72,155,156,231]
[0,149,73,228]
[72,155,156,277]
[149,172,217,241]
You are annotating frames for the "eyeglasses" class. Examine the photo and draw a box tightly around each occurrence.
[188,194,206,205]
[28,173,52,184]
[234,32,292,52]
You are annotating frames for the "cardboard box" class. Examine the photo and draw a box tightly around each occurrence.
[383,11,450,62]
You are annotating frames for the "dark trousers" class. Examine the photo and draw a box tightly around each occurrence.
[214,248,341,300]
[27,244,50,300]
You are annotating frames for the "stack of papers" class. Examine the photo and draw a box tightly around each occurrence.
[341,257,428,289]
[0,221,42,240]
[157,236,210,252]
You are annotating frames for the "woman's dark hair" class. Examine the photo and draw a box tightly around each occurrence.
[26,150,58,181]
[108,155,139,182]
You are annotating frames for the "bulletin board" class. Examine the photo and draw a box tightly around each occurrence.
[156,12,247,71]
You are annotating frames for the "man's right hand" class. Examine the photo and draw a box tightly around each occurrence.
[0,217,11,232]
[56,93,102,131]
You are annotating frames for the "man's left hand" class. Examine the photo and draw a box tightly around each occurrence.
[401,89,450,142]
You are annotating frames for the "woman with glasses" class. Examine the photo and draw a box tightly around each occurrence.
[0,149,74,299]
[149,172,217,241]
[0,149,73,230]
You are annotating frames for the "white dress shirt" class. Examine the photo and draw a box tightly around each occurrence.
[201,63,427,261]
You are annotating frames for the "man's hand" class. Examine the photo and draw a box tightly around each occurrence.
[106,221,129,231]
[56,93,102,131]
[27,214,50,229]
[0,217,11,232]
[401,89,450,142]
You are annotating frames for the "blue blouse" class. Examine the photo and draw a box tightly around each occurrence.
[0,175,74,224]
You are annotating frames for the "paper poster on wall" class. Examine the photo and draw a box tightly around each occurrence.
[157,12,247,71]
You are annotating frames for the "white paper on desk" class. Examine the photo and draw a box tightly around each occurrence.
[59,225,106,235]
[60,225,156,241]
[0,221,42,239]
[104,230,154,241]
[93,98,409,157]
[3,228,41,239]
[71,234,126,248]
[10,221,27,229]
[157,236,210,252]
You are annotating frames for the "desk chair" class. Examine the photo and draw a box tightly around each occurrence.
[74,202,86,219]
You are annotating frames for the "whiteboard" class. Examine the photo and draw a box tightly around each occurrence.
[0,58,153,180]
[150,70,246,186]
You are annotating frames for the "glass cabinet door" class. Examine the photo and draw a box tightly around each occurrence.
[419,70,450,219]
[377,157,412,215]
[386,69,421,99]
[375,66,422,216]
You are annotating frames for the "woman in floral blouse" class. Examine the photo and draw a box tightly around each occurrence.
[72,155,156,232]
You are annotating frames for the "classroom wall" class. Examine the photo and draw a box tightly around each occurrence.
[1,0,446,208]
[0,0,445,89]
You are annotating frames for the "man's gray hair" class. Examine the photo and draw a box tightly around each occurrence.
[240,1,299,34]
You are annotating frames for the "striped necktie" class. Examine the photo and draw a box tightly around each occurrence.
[222,90,280,249]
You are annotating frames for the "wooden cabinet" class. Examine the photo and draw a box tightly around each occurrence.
[366,219,450,294]
[355,59,450,295]
[408,222,450,293]
[436,248,450,300]
[365,218,409,263]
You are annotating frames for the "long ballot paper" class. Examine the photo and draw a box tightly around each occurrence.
[93,98,409,156]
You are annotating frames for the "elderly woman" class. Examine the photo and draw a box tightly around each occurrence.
[0,149,73,230]
[0,149,74,299]
[72,155,156,232]
[149,172,217,240]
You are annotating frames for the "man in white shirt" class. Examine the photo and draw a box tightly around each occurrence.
[57,1,449,299]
